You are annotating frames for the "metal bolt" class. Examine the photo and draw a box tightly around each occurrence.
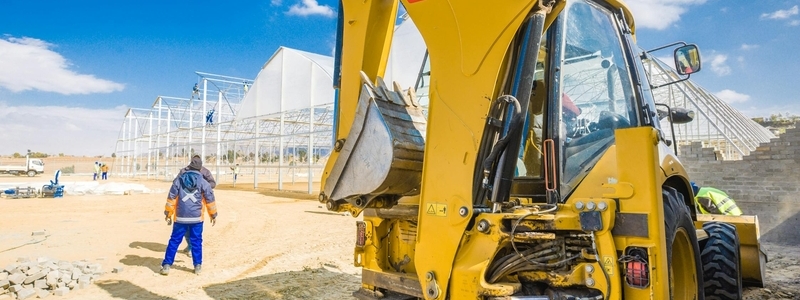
[326,200,338,211]
[586,277,595,286]
[459,206,469,217]
[477,220,490,233]
[585,264,595,273]
[598,202,608,211]
[586,201,596,211]
[426,272,433,281]
[575,201,584,210]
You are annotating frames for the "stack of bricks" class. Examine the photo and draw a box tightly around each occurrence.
[0,257,103,299]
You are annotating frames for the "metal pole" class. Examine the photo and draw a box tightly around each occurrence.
[279,113,285,190]
[156,98,163,179]
[166,109,171,180]
[308,109,314,194]
[216,91,222,183]
[254,119,260,189]
[133,117,138,178]
[202,78,208,160]
[147,111,153,179]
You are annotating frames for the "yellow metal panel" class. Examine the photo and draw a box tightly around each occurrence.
[401,1,537,298]
[611,127,670,299]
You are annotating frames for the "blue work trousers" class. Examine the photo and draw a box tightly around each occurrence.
[162,222,203,266]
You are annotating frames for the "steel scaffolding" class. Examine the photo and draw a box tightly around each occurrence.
[113,71,334,193]
[644,57,775,160]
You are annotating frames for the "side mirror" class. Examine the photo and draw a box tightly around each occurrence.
[670,107,695,124]
[657,107,695,124]
[674,44,701,76]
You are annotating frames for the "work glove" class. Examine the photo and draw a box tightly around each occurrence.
[210,217,217,227]
[165,216,172,225]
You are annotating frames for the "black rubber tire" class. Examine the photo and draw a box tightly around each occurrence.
[27,170,36,177]
[663,186,705,300]
[701,222,743,300]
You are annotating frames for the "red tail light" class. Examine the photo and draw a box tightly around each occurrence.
[626,261,649,287]
[623,248,650,288]
[356,221,366,247]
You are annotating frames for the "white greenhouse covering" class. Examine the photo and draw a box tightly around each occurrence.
[237,47,335,120]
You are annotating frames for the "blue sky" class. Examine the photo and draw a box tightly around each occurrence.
[0,0,798,155]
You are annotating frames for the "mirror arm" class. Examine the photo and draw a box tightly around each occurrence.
[651,74,690,90]
[645,41,688,53]
[654,103,679,155]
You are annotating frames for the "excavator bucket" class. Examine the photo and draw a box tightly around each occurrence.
[695,214,768,287]
[322,72,427,215]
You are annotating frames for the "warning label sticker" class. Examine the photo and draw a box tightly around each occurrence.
[602,256,614,275]
[425,203,447,217]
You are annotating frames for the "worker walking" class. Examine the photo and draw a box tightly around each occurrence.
[161,165,217,276]
[93,162,100,181]
[175,155,216,257]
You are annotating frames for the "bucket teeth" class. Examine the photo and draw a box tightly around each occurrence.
[359,71,375,90]
[407,87,420,107]
[322,72,427,215]
[393,81,415,107]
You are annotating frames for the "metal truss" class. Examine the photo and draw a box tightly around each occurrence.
[113,71,334,193]
[643,57,774,160]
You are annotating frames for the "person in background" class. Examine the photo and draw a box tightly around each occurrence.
[231,164,240,183]
[160,165,217,276]
[93,162,100,181]
[101,163,109,180]
[175,155,216,257]
[691,182,743,216]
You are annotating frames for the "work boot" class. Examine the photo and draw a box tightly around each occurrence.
[194,264,202,275]
[160,264,170,275]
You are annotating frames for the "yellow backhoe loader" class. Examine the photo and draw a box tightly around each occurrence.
[319,0,767,299]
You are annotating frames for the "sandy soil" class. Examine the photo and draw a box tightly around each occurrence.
[1,177,360,300]
[1,176,798,299]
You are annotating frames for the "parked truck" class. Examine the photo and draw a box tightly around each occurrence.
[0,155,45,177]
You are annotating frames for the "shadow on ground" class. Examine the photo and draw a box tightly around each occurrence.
[204,267,360,300]
[303,211,347,216]
[96,280,176,300]
[119,254,193,274]
[129,241,168,252]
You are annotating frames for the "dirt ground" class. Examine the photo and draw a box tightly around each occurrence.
[1,175,798,299]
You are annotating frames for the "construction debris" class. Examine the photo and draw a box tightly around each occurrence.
[0,257,104,298]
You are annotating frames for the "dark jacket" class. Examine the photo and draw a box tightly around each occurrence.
[178,166,216,189]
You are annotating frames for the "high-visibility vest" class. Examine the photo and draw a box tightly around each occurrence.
[694,187,743,216]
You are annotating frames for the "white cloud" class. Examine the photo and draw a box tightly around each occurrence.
[286,0,335,17]
[0,36,125,95]
[714,89,750,104]
[0,102,127,156]
[761,5,798,20]
[790,20,800,26]
[271,0,282,6]
[709,54,731,76]
[625,0,707,30]
[740,44,759,50]
[655,55,676,70]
